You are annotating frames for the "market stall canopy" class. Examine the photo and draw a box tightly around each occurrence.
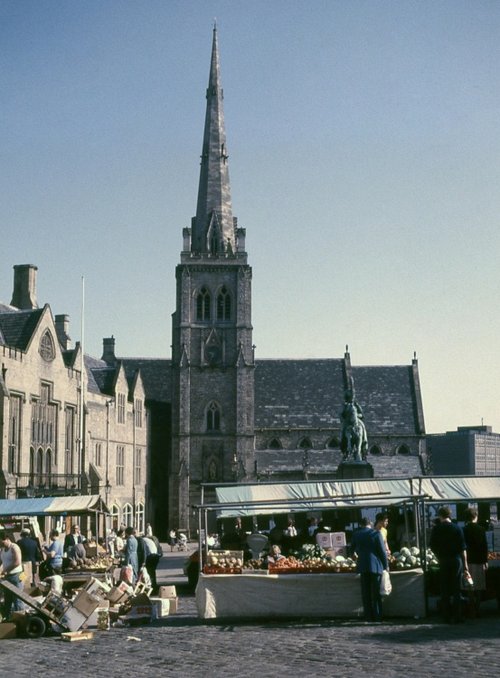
[210,476,500,517]
[417,476,500,503]
[0,495,109,517]
[213,478,416,517]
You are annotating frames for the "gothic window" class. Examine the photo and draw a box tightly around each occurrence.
[370,445,382,455]
[8,395,22,474]
[196,287,211,321]
[210,229,219,254]
[65,406,75,474]
[299,437,312,449]
[135,399,143,428]
[206,402,221,432]
[95,442,102,467]
[122,502,133,527]
[29,447,35,483]
[217,286,231,321]
[134,447,142,485]
[45,449,52,477]
[397,444,410,455]
[135,502,144,534]
[326,437,340,449]
[269,438,282,450]
[111,504,120,530]
[39,330,55,362]
[116,445,125,485]
[117,393,126,424]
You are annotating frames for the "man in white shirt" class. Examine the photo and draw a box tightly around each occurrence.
[0,531,24,620]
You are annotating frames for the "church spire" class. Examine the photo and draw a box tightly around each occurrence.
[191,25,235,255]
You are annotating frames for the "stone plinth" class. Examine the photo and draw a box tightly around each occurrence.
[336,461,374,480]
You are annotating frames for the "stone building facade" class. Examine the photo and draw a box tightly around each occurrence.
[0,265,147,534]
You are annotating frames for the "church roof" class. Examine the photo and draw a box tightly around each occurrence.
[351,365,421,435]
[254,359,345,429]
[254,359,423,436]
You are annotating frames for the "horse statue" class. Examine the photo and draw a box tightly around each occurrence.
[340,400,368,463]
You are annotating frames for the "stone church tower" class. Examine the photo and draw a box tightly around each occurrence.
[170,27,255,530]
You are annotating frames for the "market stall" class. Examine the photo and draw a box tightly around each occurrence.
[195,478,428,620]
[197,569,425,620]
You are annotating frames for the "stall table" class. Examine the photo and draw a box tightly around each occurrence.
[196,569,425,620]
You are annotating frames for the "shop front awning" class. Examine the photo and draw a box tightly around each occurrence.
[0,495,109,517]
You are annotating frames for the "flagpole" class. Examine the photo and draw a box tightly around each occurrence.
[79,275,85,482]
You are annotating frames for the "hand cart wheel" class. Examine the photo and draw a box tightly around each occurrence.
[25,614,47,639]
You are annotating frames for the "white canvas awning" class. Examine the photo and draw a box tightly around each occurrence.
[207,476,500,517]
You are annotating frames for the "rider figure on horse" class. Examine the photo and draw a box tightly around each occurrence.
[340,377,368,462]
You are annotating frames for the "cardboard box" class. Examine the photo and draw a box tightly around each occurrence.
[331,532,347,547]
[315,532,333,549]
[61,607,89,633]
[61,631,94,642]
[0,622,17,639]
[71,590,101,617]
[168,597,179,614]
[158,585,177,599]
[106,582,133,605]
[86,600,110,628]
[150,597,170,619]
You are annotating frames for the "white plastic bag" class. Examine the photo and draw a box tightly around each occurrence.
[380,569,392,596]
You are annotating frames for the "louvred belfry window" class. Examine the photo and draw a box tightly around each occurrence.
[196,287,211,321]
[217,286,231,321]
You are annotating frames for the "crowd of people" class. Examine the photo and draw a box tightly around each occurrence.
[0,521,165,621]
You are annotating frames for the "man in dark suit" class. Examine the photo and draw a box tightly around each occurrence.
[351,517,389,622]
[63,524,84,556]
[17,528,42,585]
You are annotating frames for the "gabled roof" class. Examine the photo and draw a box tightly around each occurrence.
[351,365,420,435]
[121,358,172,403]
[85,354,117,396]
[0,307,44,350]
[254,359,424,437]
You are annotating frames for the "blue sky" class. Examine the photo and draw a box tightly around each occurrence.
[1,1,499,434]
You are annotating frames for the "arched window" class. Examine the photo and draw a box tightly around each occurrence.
[29,447,35,483]
[36,448,43,481]
[299,438,312,449]
[110,504,120,531]
[39,330,55,362]
[196,287,211,321]
[370,445,382,456]
[217,286,231,321]
[206,402,221,432]
[45,449,52,477]
[326,437,340,449]
[268,438,282,450]
[122,503,133,528]
[397,445,410,455]
[135,502,145,534]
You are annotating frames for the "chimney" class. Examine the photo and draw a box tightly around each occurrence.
[11,264,38,309]
[55,314,71,350]
[101,336,116,364]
